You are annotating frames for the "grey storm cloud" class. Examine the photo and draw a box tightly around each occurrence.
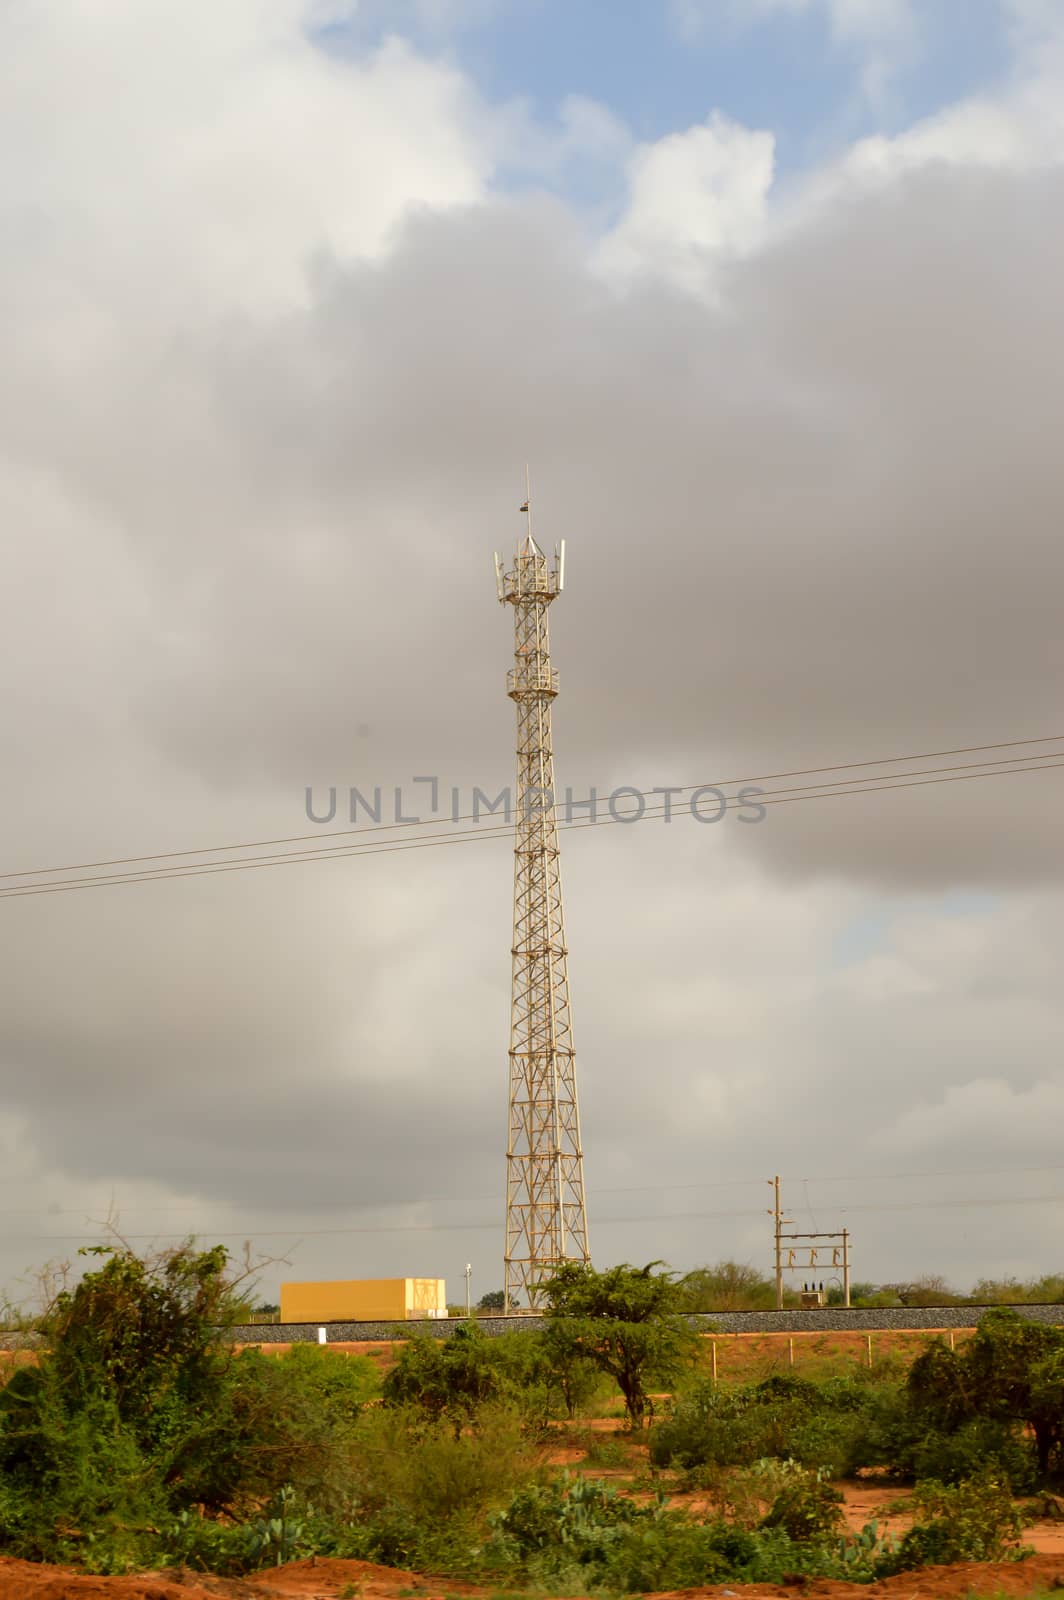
[78,166,1064,889]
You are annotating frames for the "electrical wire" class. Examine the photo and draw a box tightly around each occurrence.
[3,731,1062,883]
[7,1190,1064,1244]
[3,752,1063,901]
[2,1164,1062,1209]
[1,1160,1062,1211]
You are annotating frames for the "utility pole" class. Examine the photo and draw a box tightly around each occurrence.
[842,1229,851,1308]
[464,1263,472,1319]
[770,1176,784,1309]
[495,480,590,1311]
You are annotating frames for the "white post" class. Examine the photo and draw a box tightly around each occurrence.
[317,1326,327,1345]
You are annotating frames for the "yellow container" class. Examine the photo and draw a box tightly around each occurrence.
[279,1277,447,1322]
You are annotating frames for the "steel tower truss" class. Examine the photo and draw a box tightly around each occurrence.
[494,517,590,1310]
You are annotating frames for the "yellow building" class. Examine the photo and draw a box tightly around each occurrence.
[280,1276,447,1323]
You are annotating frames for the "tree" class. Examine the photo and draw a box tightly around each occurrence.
[674,1261,775,1312]
[847,1281,899,1308]
[382,1321,503,1437]
[540,1261,698,1428]
[971,1277,1024,1305]
[476,1289,506,1313]
[38,1241,236,1427]
[0,1241,357,1567]
[907,1307,1064,1480]
[892,1275,964,1308]
[537,1320,606,1418]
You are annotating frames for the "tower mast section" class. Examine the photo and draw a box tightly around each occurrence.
[495,487,590,1310]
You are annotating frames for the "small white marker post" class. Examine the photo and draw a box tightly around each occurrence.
[318,1326,327,1346]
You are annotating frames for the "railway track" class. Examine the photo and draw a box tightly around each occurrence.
[229,1301,1064,1343]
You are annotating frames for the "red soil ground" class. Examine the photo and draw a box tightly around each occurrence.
[3,1549,1064,1600]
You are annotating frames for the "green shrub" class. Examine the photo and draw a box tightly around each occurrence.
[158,1509,250,1575]
[483,1326,608,1423]
[902,1311,1064,1484]
[351,1403,538,1526]
[650,1373,878,1476]
[275,1344,379,1419]
[758,1463,845,1542]
[875,1472,1030,1575]
[383,1322,504,1437]
[907,1419,1037,1492]
[491,1472,644,1566]
[486,1467,895,1593]
[583,1434,628,1467]
[0,1244,379,1572]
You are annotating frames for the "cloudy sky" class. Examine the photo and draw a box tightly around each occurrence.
[2,0,1064,1311]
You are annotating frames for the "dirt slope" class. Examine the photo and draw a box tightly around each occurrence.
[4,1552,1064,1600]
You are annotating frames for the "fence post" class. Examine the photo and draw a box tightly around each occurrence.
[866,1333,873,1368]
[711,1341,718,1385]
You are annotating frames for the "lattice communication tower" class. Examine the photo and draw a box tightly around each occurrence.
[494,494,590,1310]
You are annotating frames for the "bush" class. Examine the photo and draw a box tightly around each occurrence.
[904,1311,1064,1483]
[650,1374,877,1476]
[352,1402,536,1525]
[382,1322,504,1437]
[0,1244,382,1572]
[483,1325,608,1423]
[758,1462,845,1542]
[275,1343,379,1420]
[875,1472,1030,1575]
[488,1469,898,1593]
[905,1418,1037,1492]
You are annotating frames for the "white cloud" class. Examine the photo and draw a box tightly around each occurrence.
[764,7,1064,230]
[0,1,491,317]
[597,113,775,289]
[999,0,1064,52]
[874,1077,1064,1156]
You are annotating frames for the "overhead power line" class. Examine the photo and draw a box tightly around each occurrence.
[2,730,1062,884]
[1,1158,1063,1211]
[2,750,1062,901]
[6,1189,1064,1244]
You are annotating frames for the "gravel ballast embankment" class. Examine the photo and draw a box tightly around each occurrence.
[227,1302,1064,1343]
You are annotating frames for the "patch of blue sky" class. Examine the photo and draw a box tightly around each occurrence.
[831,890,999,967]
[877,0,1014,132]
[935,890,999,919]
[831,904,894,968]
[314,0,1013,187]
